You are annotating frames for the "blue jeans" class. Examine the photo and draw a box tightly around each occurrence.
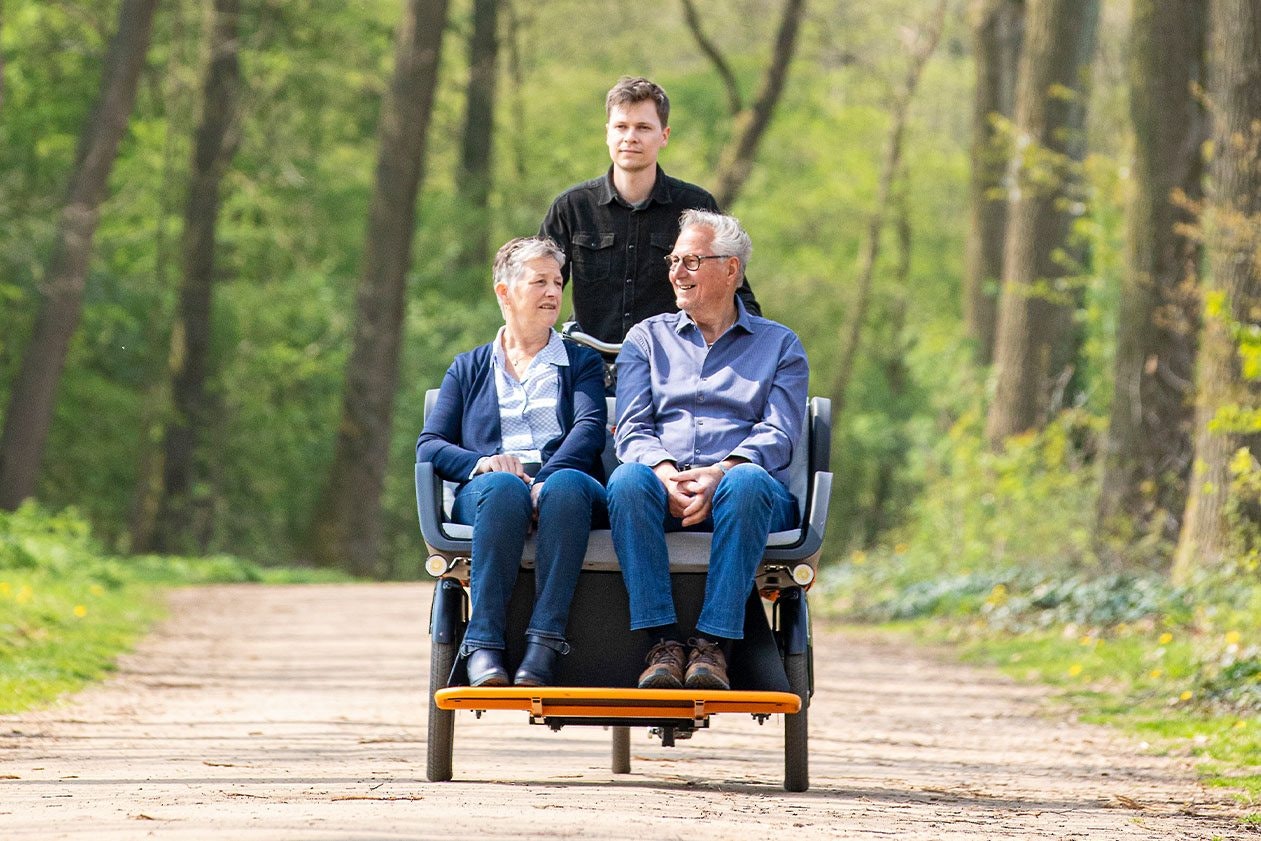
[607,462,798,639]
[452,468,607,653]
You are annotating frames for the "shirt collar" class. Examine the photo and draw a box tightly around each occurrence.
[599,165,670,207]
[672,295,756,337]
[492,327,569,371]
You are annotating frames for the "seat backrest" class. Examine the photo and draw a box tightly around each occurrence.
[424,389,825,527]
[423,389,457,516]
[785,415,810,522]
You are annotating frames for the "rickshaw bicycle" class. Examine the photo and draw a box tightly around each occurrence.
[415,324,833,791]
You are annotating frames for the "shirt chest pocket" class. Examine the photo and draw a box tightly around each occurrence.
[572,231,615,282]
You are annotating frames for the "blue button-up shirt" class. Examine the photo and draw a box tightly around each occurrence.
[614,298,809,487]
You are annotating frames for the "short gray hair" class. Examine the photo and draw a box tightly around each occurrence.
[492,236,565,292]
[678,209,752,279]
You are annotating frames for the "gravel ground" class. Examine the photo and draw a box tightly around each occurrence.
[0,582,1251,840]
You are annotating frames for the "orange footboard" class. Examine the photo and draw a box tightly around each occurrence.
[434,686,801,721]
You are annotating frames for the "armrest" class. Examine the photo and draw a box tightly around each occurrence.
[415,462,472,554]
[763,470,832,563]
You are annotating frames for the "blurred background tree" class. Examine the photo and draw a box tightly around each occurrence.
[0,0,1255,587]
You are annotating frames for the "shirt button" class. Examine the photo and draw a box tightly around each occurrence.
[698,395,705,403]
[625,278,632,284]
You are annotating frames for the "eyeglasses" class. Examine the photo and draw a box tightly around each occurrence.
[663,253,733,272]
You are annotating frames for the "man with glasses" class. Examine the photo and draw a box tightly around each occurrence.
[540,76,759,344]
[607,210,808,690]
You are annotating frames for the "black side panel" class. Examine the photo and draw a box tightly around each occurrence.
[494,571,789,691]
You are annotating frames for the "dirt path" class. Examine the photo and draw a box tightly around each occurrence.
[0,583,1249,839]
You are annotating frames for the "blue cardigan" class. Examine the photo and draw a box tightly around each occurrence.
[415,339,607,486]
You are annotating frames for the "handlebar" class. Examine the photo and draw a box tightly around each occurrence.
[561,322,622,357]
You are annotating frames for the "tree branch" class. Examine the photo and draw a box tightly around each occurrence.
[679,0,743,115]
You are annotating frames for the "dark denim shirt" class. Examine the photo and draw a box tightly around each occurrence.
[541,165,761,343]
[614,298,808,488]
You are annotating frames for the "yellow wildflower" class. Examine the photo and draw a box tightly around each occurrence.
[1225,630,1242,646]
[1179,690,1193,702]
[1068,664,1084,677]
[1158,632,1174,645]
[1149,669,1163,679]
[73,605,87,618]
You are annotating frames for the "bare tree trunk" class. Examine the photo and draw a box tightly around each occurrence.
[984,0,1100,447]
[830,0,948,420]
[964,0,1024,365]
[0,0,6,111]
[711,0,807,208]
[865,175,913,546]
[456,0,498,269]
[306,0,450,575]
[0,0,160,510]
[1096,0,1205,565]
[153,0,242,553]
[128,0,197,552]
[1172,0,1261,582]
[503,0,528,179]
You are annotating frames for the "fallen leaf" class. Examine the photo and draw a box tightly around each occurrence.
[1113,795,1144,810]
[131,814,156,821]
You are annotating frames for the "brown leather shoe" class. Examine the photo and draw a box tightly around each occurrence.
[637,640,686,689]
[684,637,730,690]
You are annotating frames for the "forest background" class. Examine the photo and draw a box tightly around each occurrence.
[0,0,1258,796]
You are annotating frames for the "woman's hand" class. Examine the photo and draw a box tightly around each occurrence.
[475,454,532,483]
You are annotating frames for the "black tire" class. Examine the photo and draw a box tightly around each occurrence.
[784,651,809,792]
[427,639,457,782]
[611,726,631,774]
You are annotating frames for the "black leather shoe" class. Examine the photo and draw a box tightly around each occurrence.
[514,641,561,687]
[466,648,509,687]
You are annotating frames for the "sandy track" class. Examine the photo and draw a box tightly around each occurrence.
[0,583,1249,839]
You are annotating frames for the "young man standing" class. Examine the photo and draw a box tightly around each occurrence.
[540,77,759,344]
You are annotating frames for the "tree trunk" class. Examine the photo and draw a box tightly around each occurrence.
[964,0,1024,365]
[0,0,6,111]
[0,0,160,510]
[711,0,807,208]
[1172,0,1261,582]
[154,0,242,553]
[306,0,450,575]
[1095,0,1205,565]
[865,176,913,546]
[830,0,948,420]
[984,0,1100,447]
[456,0,498,269]
[503,0,528,179]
